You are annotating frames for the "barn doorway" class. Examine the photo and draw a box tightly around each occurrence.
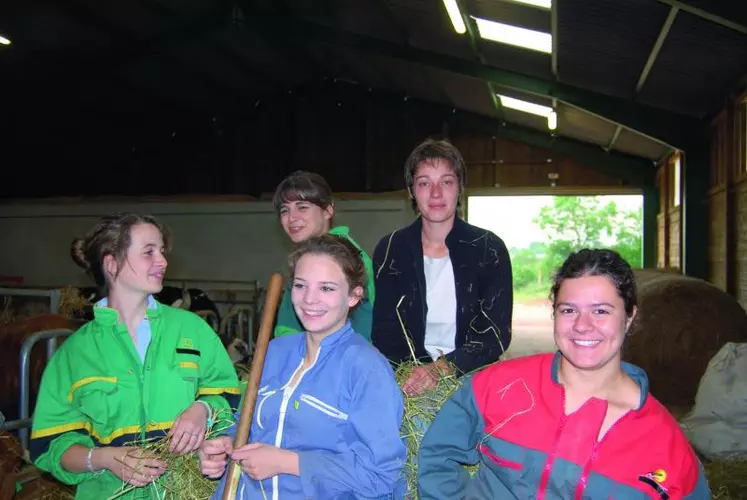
[467,194,644,359]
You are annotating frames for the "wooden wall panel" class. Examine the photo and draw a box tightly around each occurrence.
[452,133,623,189]
[656,152,681,270]
[659,88,746,301]
[655,164,669,268]
[704,98,746,295]
[736,181,747,308]
[710,112,728,187]
[668,208,681,269]
[657,214,667,268]
[707,112,730,289]
[709,188,728,290]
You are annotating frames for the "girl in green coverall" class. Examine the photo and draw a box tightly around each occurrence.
[271,171,376,341]
[29,213,240,499]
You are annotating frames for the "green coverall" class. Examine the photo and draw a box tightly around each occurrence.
[30,301,241,499]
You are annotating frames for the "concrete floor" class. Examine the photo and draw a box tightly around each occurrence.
[503,301,556,360]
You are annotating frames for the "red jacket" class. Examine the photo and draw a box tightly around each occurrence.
[418,352,711,499]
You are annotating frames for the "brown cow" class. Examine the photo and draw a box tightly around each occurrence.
[0,430,75,499]
[0,314,82,424]
[0,430,23,499]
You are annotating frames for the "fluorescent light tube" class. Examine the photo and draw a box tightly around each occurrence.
[474,17,552,53]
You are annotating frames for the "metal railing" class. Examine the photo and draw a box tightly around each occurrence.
[161,278,262,349]
[0,287,61,315]
[1,328,75,450]
[0,282,264,349]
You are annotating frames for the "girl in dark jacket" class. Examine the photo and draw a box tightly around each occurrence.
[372,138,513,395]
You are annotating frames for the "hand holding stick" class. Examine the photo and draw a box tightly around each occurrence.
[221,273,284,500]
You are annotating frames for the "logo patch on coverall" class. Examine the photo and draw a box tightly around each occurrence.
[638,469,669,499]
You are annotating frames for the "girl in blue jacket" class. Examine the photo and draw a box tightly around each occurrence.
[199,234,407,499]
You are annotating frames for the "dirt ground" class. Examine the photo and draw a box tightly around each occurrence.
[503,299,556,360]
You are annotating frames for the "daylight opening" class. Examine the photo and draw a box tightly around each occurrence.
[467,194,644,358]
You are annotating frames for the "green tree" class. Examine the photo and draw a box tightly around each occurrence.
[509,246,543,289]
[612,207,643,267]
[533,196,642,271]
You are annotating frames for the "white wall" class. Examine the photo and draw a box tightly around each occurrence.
[0,199,414,289]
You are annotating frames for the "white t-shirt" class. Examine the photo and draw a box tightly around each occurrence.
[423,255,457,361]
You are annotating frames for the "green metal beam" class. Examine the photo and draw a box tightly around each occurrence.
[681,145,710,279]
[642,184,659,268]
[456,0,504,119]
[654,0,747,35]
[456,114,656,186]
[636,6,679,93]
[276,18,703,150]
[551,0,558,77]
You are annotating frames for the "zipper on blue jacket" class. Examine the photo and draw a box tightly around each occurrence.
[270,346,322,500]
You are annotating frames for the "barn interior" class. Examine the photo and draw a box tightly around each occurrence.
[2,0,747,498]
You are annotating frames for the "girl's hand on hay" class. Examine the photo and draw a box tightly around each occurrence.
[103,446,167,487]
[168,402,209,455]
[402,362,450,396]
[231,443,299,480]
[198,436,233,478]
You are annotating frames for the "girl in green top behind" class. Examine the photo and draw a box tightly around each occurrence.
[272,171,375,342]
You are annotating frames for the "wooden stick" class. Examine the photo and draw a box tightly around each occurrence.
[222,272,284,500]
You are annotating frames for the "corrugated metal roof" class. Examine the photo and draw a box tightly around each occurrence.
[4,0,747,169]
[481,41,554,80]
[557,0,670,99]
[637,11,747,116]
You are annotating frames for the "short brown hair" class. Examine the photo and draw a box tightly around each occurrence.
[287,234,367,298]
[550,249,637,317]
[404,138,467,212]
[272,171,335,217]
[71,213,171,296]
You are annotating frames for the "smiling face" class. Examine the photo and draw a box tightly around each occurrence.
[553,275,636,372]
[279,200,333,243]
[291,253,362,339]
[411,159,460,223]
[104,223,168,296]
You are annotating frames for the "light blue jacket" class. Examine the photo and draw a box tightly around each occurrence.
[211,322,407,499]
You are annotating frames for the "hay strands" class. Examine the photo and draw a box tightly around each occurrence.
[393,294,470,497]
[107,408,234,500]
[57,286,93,318]
[703,458,747,500]
[396,360,463,497]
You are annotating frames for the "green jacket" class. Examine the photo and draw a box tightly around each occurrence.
[273,226,376,341]
[29,301,241,499]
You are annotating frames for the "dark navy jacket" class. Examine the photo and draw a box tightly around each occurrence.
[371,216,513,375]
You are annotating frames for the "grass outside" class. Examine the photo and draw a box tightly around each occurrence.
[514,282,551,305]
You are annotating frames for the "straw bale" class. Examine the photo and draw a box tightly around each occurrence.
[623,270,747,407]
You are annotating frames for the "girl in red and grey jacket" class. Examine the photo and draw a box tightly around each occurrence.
[418,249,711,499]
